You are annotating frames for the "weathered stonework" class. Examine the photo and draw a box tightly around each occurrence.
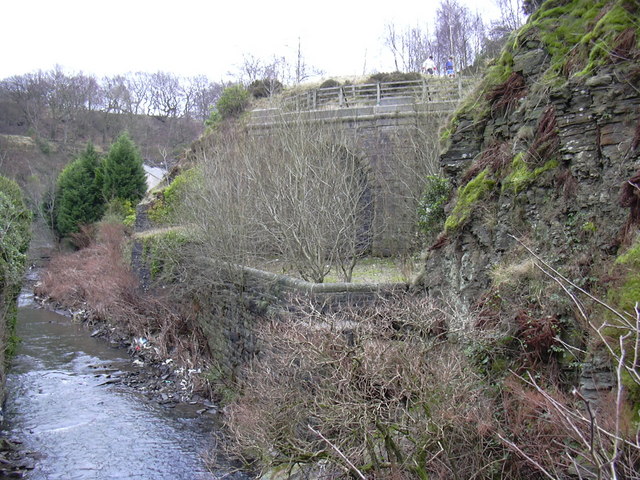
[248,103,453,256]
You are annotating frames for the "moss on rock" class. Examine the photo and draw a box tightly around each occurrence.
[444,169,496,233]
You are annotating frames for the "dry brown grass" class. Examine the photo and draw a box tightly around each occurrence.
[486,72,528,115]
[611,27,638,63]
[461,140,512,185]
[36,222,210,368]
[526,106,559,165]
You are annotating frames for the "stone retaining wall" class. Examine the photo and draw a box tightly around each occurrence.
[194,262,408,381]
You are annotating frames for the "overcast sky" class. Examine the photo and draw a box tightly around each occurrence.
[2,0,502,82]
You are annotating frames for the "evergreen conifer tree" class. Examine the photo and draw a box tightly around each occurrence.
[101,132,147,203]
[54,143,104,237]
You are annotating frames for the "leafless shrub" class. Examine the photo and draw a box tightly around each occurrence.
[180,117,372,283]
[224,294,507,479]
[69,224,97,249]
[502,236,640,479]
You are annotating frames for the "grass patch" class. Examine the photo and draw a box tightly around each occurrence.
[256,256,414,284]
[502,154,559,194]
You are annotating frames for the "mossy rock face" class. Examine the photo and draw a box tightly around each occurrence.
[444,169,496,233]
[502,155,559,194]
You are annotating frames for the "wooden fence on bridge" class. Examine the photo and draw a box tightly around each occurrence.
[248,76,477,126]
[280,77,474,111]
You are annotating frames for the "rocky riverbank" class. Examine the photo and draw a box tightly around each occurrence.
[0,266,229,479]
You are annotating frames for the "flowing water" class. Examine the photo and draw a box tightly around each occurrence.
[1,289,246,480]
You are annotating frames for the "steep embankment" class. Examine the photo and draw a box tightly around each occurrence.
[420,0,640,319]
[0,176,31,411]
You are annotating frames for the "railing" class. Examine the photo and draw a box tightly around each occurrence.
[274,77,475,112]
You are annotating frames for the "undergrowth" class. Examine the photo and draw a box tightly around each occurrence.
[35,222,211,384]
[220,266,640,479]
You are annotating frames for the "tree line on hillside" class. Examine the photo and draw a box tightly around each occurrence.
[48,132,147,238]
[0,67,223,142]
[0,0,543,148]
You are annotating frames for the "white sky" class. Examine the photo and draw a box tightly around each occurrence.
[1,0,501,82]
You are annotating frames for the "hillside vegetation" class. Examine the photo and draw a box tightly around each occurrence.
[0,176,31,407]
[216,1,640,478]
[29,0,640,478]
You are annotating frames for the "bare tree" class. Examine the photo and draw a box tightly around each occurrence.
[494,0,526,32]
[247,118,371,282]
[235,44,321,89]
[180,118,371,283]
[100,74,132,114]
[433,0,487,73]
[44,66,98,142]
[148,71,182,118]
[182,75,223,121]
[384,23,433,73]
[126,72,152,115]
[1,71,49,136]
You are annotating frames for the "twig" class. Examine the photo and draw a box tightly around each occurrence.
[308,425,367,480]
[497,433,557,480]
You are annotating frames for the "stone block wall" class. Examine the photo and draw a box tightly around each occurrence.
[248,103,451,255]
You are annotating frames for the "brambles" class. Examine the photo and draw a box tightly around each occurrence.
[35,223,209,368]
[224,295,508,479]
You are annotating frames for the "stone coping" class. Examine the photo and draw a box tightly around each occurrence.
[247,102,453,128]
[239,264,408,296]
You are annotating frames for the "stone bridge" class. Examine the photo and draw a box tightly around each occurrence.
[246,77,476,255]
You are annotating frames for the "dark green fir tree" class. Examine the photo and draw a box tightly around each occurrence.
[55,143,104,237]
[101,132,147,203]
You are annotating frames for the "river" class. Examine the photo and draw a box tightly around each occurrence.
[1,287,247,479]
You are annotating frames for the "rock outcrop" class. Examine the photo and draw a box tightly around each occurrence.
[419,0,640,321]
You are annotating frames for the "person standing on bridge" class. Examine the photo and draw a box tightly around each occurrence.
[445,57,455,77]
[422,56,437,76]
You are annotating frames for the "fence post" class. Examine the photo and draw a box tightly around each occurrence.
[339,87,344,107]
[458,75,462,99]
[376,83,381,105]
